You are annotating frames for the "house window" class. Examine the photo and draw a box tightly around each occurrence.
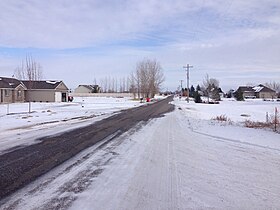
[17,90,22,97]
[4,90,10,97]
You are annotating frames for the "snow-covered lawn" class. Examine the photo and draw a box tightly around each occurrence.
[0,97,142,153]
[2,96,280,209]
[179,97,280,122]
[174,97,280,152]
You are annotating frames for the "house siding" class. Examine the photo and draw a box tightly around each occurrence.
[0,88,13,103]
[75,86,92,93]
[256,91,276,99]
[25,90,55,102]
[55,82,68,102]
[55,82,68,92]
[14,85,26,103]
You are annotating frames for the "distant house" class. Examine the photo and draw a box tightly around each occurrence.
[235,84,276,99]
[22,80,69,102]
[0,77,27,103]
[235,86,256,99]
[74,85,101,93]
[253,85,277,99]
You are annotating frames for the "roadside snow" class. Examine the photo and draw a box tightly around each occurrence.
[0,97,142,153]
[176,97,279,122]
[174,97,280,150]
[2,97,280,209]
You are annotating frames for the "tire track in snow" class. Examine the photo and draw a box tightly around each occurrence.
[191,130,280,153]
[167,113,180,210]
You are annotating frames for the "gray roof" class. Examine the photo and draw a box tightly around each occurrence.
[21,80,66,90]
[236,86,254,92]
[236,85,276,93]
[253,84,276,93]
[78,85,99,90]
[0,77,26,89]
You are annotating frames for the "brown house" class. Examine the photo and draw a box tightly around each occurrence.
[22,80,69,102]
[0,77,27,103]
[235,84,276,99]
[235,86,256,99]
[253,85,277,99]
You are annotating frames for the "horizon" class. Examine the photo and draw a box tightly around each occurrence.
[0,0,279,92]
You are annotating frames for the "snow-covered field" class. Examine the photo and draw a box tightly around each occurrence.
[1,96,280,209]
[0,97,142,153]
[182,97,280,123]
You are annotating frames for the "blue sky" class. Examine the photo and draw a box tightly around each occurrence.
[0,0,280,91]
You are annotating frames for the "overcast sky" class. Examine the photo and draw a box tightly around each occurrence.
[0,0,280,91]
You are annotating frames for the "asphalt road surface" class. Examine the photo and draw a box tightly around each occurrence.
[0,96,174,200]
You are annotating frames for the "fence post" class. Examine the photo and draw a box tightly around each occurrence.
[275,107,278,132]
[266,112,269,123]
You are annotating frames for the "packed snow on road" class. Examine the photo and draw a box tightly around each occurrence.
[0,96,143,153]
[1,96,280,209]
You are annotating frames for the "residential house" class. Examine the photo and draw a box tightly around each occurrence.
[235,86,256,99]
[22,80,69,102]
[235,84,276,99]
[0,77,27,103]
[74,85,101,93]
[253,84,277,99]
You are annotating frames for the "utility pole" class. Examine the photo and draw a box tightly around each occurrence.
[183,64,193,103]
[179,80,183,97]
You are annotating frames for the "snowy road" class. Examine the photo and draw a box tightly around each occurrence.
[1,100,280,209]
[70,109,280,210]
[0,97,174,201]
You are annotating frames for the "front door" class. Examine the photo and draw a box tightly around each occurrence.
[1,89,3,103]
[62,93,67,102]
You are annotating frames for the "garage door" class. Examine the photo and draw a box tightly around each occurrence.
[55,92,62,102]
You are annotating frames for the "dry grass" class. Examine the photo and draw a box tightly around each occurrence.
[244,116,280,133]
[212,115,231,123]
[244,120,271,128]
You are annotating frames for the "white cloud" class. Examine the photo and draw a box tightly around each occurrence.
[0,0,280,91]
[0,0,278,48]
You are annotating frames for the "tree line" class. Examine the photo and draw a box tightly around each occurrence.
[13,56,165,98]
[92,59,165,97]
[186,74,280,103]
[129,58,164,98]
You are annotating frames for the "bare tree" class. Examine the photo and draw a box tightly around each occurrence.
[119,78,123,93]
[14,55,43,113]
[126,76,130,93]
[135,58,164,98]
[129,72,137,99]
[122,77,126,92]
[135,67,141,98]
[92,77,97,85]
[202,74,220,102]
[265,81,280,93]
[148,59,164,97]
[14,55,43,85]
